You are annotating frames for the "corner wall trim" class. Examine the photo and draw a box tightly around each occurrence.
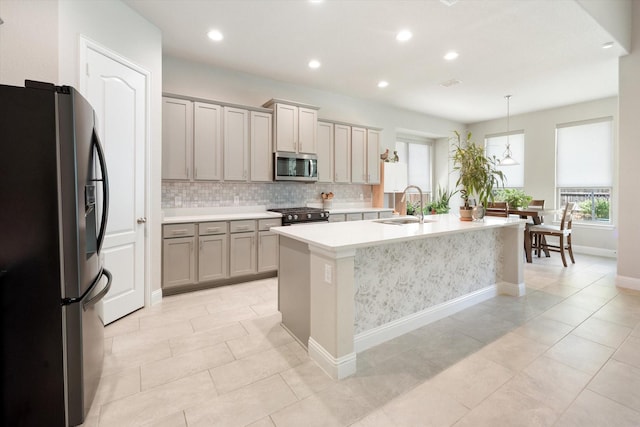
[616,275,640,291]
[308,338,356,380]
[151,288,163,305]
[354,285,497,353]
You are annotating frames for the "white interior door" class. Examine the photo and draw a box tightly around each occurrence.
[80,39,147,324]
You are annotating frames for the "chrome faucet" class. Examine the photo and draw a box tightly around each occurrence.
[401,185,424,224]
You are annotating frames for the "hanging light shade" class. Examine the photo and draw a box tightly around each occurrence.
[499,95,519,166]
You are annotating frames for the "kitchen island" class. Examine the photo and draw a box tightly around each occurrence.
[271,213,526,379]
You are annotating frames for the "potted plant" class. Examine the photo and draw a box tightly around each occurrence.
[495,188,532,209]
[451,131,505,221]
[426,186,458,215]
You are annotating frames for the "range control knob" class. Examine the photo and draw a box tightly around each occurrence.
[293,214,298,220]
[307,213,312,219]
[287,215,293,221]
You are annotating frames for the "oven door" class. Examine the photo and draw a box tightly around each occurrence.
[274,152,318,182]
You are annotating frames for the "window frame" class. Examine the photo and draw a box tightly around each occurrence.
[555,117,613,226]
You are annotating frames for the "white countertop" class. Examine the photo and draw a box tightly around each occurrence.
[162,206,282,224]
[271,213,525,252]
[328,207,394,214]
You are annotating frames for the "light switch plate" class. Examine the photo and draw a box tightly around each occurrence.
[324,264,332,283]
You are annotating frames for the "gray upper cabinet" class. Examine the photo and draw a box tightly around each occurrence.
[351,126,367,184]
[263,99,319,154]
[317,121,334,183]
[162,97,193,180]
[367,129,381,184]
[223,106,249,181]
[193,101,223,181]
[334,124,351,183]
[250,110,273,182]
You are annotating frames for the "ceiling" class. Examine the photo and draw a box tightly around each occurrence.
[124,0,626,124]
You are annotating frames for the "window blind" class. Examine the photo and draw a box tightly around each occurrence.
[556,118,613,187]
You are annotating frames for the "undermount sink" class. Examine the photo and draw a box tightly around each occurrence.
[374,216,433,225]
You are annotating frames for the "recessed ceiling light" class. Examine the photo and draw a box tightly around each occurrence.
[308,59,321,69]
[396,30,412,42]
[207,29,224,42]
[602,41,614,49]
[440,0,459,6]
[444,51,459,61]
[309,0,324,3]
[377,81,389,88]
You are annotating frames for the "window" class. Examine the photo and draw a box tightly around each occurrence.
[395,135,433,201]
[556,117,613,223]
[485,132,525,188]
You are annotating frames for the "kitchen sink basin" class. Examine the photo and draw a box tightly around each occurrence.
[374,216,434,225]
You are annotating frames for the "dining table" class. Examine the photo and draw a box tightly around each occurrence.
[507,207,559,263]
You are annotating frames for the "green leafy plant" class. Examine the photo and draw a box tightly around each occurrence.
[451,131,505,208]
[578,199,610,220]
[426,186,458,214]
[495,188,532,209]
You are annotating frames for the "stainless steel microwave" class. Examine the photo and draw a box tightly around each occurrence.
[274,152,318,182]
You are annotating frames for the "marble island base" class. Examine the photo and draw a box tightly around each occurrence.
[273,215,525,379]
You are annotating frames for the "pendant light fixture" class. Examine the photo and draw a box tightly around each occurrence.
[499,95,519,166]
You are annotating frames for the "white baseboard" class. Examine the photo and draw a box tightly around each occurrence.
[616,275,640,291]
[354,285,497,353]
[308,338,357,380]
[151,288,163,305]
[573,245,617,258]
[497,281,526,296]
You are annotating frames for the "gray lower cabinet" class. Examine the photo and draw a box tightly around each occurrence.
[229,220,257,277]
[257,218,280,273]
[162,224,197,290]
[198,221,228,282]
[163,217,281,292]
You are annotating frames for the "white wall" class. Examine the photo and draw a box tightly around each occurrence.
[617,1,640,285]
[0,0,58,85]
[56,0,163,297]
[468,97,618,255]
[163,56,464,155]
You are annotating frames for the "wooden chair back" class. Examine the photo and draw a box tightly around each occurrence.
[560,202,576,231]
[528,200,545,209]
[485,201,509,217]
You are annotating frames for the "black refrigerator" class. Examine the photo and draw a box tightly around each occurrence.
[1,81,112,426]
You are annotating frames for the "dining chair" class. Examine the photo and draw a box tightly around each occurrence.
[485,201,509,217]
[527,199,545,254]
[529,202,576,267]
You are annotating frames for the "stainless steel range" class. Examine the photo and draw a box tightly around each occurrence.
[268,207,330,226]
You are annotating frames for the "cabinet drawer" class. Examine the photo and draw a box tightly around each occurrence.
[346,213,363,221]
[198,221,228,235]
[259,218,282,231]
[362,212,378,220]
[163,223,196,238]
[329,213,346,222]
[230,220,256,233]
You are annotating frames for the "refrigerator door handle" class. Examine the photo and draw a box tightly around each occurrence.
[83,268,112,311]
[93,130,109,254]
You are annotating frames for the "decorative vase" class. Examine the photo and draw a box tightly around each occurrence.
[459,207,473,221]
[472,205,485,220]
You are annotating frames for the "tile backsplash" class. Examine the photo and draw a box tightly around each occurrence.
[162,181,372,209]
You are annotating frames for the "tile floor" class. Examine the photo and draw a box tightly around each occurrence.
[82,254,640,427]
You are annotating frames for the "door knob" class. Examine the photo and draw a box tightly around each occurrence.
[137,217,147,224]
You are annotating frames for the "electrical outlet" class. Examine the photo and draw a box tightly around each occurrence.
[234,195,239,206]
[175,196,182,207]
[324,264,332,283]
[359,193,364,201]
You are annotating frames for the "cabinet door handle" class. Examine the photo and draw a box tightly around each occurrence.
[137,217,147,224]
[236,225,249,231]
[172,229,188,235]
[186,167,190,178]
[195,168,198,178]
[206,227,220,233]
[200,240,203,251]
